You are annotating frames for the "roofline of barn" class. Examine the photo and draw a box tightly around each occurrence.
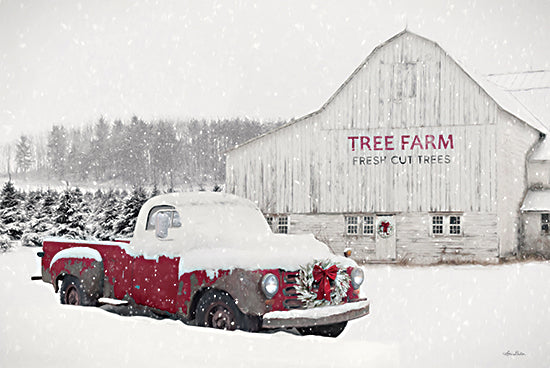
[227,30,547,153]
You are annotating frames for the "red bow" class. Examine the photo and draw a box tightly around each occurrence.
[312,264,338,301]
[380,221,390,234]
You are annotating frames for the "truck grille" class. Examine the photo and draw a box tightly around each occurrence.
[281,271,303,309]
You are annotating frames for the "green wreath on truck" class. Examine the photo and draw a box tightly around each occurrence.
[295,259,350,309]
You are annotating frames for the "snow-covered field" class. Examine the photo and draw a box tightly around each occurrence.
[1,246,549,368]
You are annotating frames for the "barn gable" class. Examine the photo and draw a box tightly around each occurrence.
[317,30,498,131]
[231,30,545,152]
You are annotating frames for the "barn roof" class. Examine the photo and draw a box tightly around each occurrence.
[487,70,550,92]
[486,71,550,161]
[530,136,550,161]
[229,30,548,152]
[521,190,550,212]
[485,70,550,131]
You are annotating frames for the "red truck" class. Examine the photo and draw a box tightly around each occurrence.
[36,192,369,337]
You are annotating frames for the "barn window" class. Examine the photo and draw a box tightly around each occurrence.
[392,62,417,101]
[449,216,461,235]
[431,214,462,236]
[345,215,374,236]
[265,215,289,234]
[277,216,288,234]
[346,216,358,234]
[432,216,444,235]
[541,214,550,234]
[363,216,374,235]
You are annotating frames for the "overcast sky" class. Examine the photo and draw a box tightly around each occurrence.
[1,0,549,144]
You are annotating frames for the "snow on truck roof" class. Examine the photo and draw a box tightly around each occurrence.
[142,191,258,209]
[130,192,356,274]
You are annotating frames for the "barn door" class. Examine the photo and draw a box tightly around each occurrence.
[375,215,396,260]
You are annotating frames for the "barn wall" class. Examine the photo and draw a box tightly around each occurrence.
[289,212,498,264]
[227,32,500,215]
[527,162,550,188]
[495,111,539,256]
[521,212,550,256]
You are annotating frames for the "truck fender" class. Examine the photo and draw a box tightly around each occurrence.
[211,270,265,316]
[49,247,104,301]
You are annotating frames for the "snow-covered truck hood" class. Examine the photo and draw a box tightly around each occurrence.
[129,192,356,273]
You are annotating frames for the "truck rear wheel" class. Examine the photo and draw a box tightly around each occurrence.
[59,275,97,306]
[296,321,347,338]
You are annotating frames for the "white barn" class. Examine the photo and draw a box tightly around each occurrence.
[226,30,550,264]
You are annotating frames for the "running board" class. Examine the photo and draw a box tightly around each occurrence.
[98,297,129,306]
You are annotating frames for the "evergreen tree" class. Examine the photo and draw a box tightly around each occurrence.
[92,189,121,240]
[150,121,179,187]
[15,135,33,173]
[23,190,42,213]
[47,125,68,179]
[31,189,58,235]
[0,181,19,209]
[119,116,151,185]
[20,190,44,246]
[52,187,88,239]
[113,186,149,238]
[0,181,26,239]
[88,188,105,231]
[108,120,125,180]
[89,117,111,181]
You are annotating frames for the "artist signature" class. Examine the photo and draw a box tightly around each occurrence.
[503,350,526,357]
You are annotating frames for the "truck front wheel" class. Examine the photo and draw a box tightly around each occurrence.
[195,290,249,331]
[59,275,97,306]
[296,321,347,338]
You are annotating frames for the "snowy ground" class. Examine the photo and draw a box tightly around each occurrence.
[1,246,549,368]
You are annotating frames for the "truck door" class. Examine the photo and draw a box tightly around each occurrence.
[131,255,179,314]
[130,205,182,314]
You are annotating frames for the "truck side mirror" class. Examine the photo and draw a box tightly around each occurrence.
[155,211,171,239]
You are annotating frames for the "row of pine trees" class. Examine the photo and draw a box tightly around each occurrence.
[0,180,170,251]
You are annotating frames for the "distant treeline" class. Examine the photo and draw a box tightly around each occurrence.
[1,116,282,188]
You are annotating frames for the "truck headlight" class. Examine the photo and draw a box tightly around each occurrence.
[351,268,364,290]
[261,273,279,299]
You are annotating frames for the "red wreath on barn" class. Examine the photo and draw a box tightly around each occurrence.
[377,220,394,238]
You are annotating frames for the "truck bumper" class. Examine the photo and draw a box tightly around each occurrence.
[261,299,370,329]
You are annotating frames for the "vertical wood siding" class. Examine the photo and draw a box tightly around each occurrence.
[496,111,539,255]
[227,33,502,215]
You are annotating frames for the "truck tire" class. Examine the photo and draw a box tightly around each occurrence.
[59,275,97,306]
[195,290,259,331]
[296,321,347,338]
